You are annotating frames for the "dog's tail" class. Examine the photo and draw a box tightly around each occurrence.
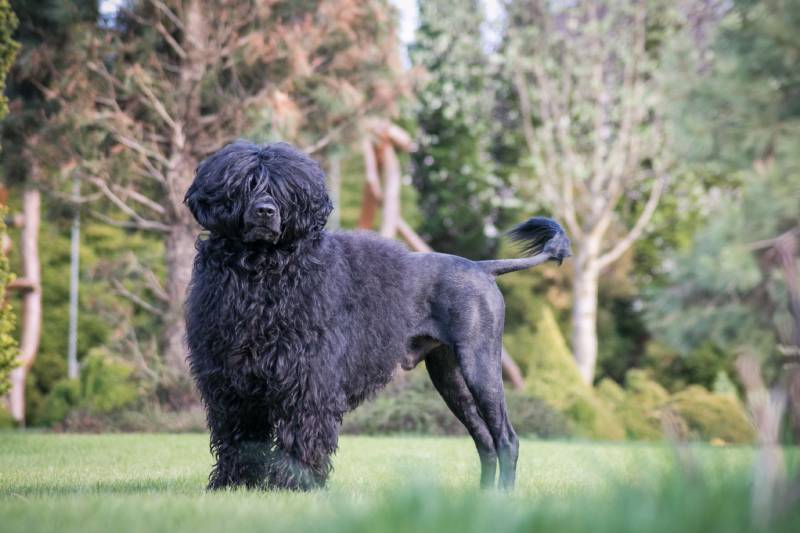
[478,217,571,277]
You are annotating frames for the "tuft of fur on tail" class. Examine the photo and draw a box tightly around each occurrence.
[478,217,570,276]
[507,217,565,257]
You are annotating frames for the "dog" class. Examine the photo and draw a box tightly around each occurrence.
[184,140,571,491]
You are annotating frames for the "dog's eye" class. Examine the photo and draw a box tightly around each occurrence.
[249,176,258,190]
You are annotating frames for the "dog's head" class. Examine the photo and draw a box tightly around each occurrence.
[185,141,333,245]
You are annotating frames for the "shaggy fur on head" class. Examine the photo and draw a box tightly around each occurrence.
[184,140,570,491]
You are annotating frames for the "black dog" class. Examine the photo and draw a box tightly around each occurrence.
[184,141,571,491]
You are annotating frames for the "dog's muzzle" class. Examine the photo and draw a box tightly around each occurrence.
[244,200,281,243]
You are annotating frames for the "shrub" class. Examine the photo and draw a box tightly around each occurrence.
[668,385,755,444]
[0,206,18,397]
[0,405,13,428]
[342,371,465,435]
[36,350,139,427]
[342,368,570,438]
[523,306,625,440]
[503,390,570,438]
[37,378,81,426]
[79,349,139,413]
[57,404,207,433]
[597,370,670,440]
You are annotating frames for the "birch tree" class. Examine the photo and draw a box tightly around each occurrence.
[506,0,671,384]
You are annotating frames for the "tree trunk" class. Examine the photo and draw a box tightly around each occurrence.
[8,188,42,425]
[163,0,203,378]
[571,240,600,385]
[163,221,196,376]
[378,141,401,238]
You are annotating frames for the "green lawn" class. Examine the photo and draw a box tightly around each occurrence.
[0,433,796,533]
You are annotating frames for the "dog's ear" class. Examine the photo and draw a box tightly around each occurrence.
[301,190,333,234]
[184,182,214,230]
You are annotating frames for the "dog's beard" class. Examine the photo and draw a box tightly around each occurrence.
[243,225,280,244]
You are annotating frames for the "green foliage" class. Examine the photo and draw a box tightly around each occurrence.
[0,207,17,397]
[647,0,800,371]
[37,377,80,426]
[642,339,738,393]
[23,214,162,425]
[597,369,754,443]
[35,350,139,426]
[523,306,625,440]
[408,0,504,259]
[0,0,98,185]
[712,370,738,396]
[504,389,571,439]
[79,349,138,412]
[598,370,670,440]
[342,368,569,439]
[342,370,465,436]
[0,0,18,125]
[644,169,795,359]
[0,1,18,398]
[0,404,12,427]
[668,385,755,444]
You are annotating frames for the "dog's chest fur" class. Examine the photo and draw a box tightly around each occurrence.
[186,232,417,414]
[187,238,338,400]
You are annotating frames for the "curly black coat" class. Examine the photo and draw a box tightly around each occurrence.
[184,141,571,491]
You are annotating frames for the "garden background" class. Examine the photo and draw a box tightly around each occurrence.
[0,0,798,449]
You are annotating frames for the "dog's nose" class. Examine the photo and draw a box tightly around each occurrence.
[254,202,276,219]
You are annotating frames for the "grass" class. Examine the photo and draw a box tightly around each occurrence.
[0,433,797,533]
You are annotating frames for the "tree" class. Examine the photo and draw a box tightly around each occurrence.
[55,0,404,381]
[646,0,800,370]
[504,0,673,384]
[1,1,99,422]
[0,0,19,400]
[0,210,17,397]
[409,0,501,259]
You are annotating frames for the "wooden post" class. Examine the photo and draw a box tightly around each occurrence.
[327,152,342,230]
[8,187,42,425]
[67,176,80,379]
[357,137,380,230]
[378,141,401,239]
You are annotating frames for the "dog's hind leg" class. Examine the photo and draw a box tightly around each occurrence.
[426,346,498,488]
[455,339,519,491]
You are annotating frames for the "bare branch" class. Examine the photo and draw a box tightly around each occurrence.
[114,185,168,216]
[143,267,169,302]
[111,279,165,317]
[149,0,184,31]
[599,0,647,199]
[110,132,172,167]
[597,175,665,270]
[88,177,172,232]
[747,228,800,251]
[155,21,187,59]
[512,62,583,239]
[133,72,179,129]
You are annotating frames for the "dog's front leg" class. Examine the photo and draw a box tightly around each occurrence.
[204,392,274,490]
[268,406,341,491]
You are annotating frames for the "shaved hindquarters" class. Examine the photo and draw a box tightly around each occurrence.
[426,346,498,488]
[455,339,519,490]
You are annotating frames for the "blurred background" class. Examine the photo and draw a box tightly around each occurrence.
[0,0,797,448]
